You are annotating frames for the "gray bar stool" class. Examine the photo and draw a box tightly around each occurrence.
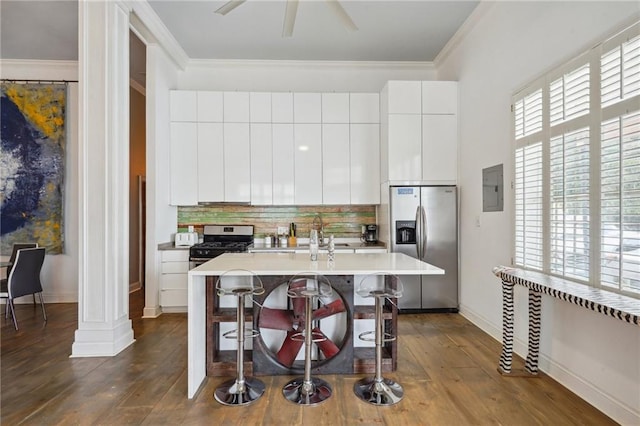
[282,273,333,406]
[214,270,266,406]
[353,274,404,405]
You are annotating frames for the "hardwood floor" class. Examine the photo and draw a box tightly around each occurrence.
[1,291,615,425]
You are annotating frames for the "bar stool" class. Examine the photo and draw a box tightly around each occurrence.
[353,274,404,405]
[282,273,333,406]
[214,270,266,406]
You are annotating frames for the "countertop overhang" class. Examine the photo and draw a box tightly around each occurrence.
[189,252,444,276]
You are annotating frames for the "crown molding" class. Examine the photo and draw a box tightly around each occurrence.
[187,58,435,72]
[0,59,78,80]
[434,0,496,68]
[125,0,189,70]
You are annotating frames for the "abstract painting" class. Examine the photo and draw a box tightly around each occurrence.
[1,83,66,254]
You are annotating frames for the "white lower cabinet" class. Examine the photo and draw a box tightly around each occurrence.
[159,250,189,311]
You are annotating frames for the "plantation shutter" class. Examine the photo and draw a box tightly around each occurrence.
[515,143,543,269]
[514,89,544,270]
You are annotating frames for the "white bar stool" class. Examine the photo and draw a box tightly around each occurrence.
[353,274,404,405]
[214,270,266,406]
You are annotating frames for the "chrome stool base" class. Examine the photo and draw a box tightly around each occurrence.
[353,377,404,406]
[283,377,332,406]
[214,377,265,406]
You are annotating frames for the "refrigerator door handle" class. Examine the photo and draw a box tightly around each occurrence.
[421,205,428,260]
[415,205,422,259]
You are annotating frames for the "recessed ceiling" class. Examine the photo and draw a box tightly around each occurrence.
[0,1,479,64]
[0,0,78,61]
[148,0,479,61]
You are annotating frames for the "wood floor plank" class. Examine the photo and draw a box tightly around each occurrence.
[1,291,617,425]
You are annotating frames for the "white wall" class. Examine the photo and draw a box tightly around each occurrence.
[143,44,179,317]
[437,2,640,424]
[179,60,436,92]
[0,60,79,303]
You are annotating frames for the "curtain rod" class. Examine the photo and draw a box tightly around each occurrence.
[1,79,78,84]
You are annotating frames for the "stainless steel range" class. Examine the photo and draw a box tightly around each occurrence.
[189,225,254,268]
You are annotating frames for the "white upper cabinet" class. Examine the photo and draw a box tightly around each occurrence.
[272,124,295,205]
[322,93,349,123]
[170,90,384,206]
[197,91,223,122]
[224,92,250,122]
[250,92,272,123]
[422,115,457,183]
[272,93,294,123]
[170,122,198,205]
[350,93,379,123]
[250,123,273,205]
[224,123,251,202]
[422,81,458,114]
[294,93,321,123]
[381,81,458,184]
[350,124,380,204]
[387,114,422,181]
[294,124,322,204]
[322,124,350,204]
[197,123,224,202]
[386,81,422,114]
[170,91,197,122]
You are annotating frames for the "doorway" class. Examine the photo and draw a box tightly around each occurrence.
[129,30,146,318]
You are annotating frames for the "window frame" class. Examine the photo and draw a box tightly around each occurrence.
[511,21,640,298]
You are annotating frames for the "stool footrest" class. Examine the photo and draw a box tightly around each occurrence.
[290,330,327,343]
[222,328,260,339]
[358,330,396,343]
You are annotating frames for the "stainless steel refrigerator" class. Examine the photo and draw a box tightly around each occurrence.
[390,186,458,312]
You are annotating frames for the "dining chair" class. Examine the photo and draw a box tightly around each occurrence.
[6,243,38,273]
[4,243,38,306]
[0,247,47,330]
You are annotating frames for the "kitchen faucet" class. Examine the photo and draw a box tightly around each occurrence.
[312,214,324,245]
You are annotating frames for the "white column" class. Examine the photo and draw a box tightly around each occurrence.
[72,0,134,357]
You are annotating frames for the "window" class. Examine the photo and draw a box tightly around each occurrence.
[513,22,640,297]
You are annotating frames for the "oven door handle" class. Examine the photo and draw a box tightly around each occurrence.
[190,257,213,262]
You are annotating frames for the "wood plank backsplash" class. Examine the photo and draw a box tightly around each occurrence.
[178,205,376,238]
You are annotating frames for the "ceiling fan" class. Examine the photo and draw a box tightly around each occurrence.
[215,0,358,37]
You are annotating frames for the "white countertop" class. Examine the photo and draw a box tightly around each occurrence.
[189,252,444,276]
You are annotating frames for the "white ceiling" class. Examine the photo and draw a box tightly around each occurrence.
[147,0,479,61]
[1,0,478,62]
[0,0,478,88]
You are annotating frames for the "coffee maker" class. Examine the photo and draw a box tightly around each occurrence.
[361,224,378,244]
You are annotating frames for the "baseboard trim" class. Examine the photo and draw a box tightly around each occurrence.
[129,281,142,293]
[161,306,187,314]
[459,303,639,425]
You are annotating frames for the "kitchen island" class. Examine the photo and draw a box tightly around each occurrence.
[187,252,444,398]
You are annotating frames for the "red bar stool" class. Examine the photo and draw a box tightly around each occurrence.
[282,273,334,406]
[353,273,404,405]
[214,269,266,406]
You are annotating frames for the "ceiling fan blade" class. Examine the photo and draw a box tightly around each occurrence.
[215,0,246,16]
[282,0,299,38]
[325,0,358,31]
